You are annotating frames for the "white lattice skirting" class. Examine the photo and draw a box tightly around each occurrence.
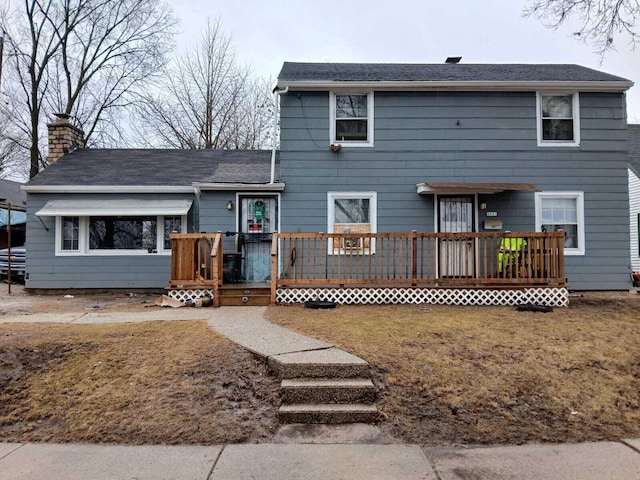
[277,287,569,307]
[167,289,214,304]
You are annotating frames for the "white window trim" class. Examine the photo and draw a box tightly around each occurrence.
[55,215,187,256]
[535,191,585,256]
[536,92,581,147]
[327,191,377,255]
[329,91,374,147]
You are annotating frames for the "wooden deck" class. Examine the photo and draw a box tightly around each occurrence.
[169,231,566,305]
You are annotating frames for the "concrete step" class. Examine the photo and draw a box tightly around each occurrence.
[269,348,370,379]
[281,378,376,404]
[279,403,378,424]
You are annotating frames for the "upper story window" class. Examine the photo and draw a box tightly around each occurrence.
[330,92,374,147]
[536,92,580,147]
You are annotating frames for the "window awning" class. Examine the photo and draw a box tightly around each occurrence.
[36,199,193,216]
[416,182,541,195]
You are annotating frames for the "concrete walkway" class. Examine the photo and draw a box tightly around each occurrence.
[2,307,640,478]
[207,306,332,356]
[1,440,640,479]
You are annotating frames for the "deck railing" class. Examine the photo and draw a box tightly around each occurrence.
[272,231,565,289]
[169,232,223,306]
[168,231,565,305]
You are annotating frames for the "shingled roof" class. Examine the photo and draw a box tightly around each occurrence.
[26,149,279,187]
[0,179,27,208]
[278,62,631,86]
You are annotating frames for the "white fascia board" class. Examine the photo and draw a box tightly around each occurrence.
[21,185,194,193]
[194,182,286,191]
[278,80,633,93]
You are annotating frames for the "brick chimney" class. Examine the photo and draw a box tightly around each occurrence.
[47,113,85,164]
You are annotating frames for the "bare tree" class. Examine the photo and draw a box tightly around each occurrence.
[1,0,178,178]
[525,0,640,55]
[136,19,274,150]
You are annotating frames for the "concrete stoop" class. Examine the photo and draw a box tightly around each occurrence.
[271,347,379,424]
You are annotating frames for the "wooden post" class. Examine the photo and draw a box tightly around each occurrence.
[557,232,565,285]
[411,230,417,286]
[271,232,278,304]
[211,233,221,307]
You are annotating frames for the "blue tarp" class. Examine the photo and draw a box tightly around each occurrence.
[0,209,27,228]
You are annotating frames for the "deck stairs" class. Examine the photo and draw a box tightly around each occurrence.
[218,283,270,306]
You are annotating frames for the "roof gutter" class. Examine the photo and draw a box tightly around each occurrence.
[193,182,285,191]
[277,80,634,92]
[21,185,193,194]
[271,85,289,183]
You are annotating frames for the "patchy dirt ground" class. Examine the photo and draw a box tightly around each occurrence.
[0,321,280,445]
[0,283,161,315]
[266,293,640,446]
[3,281,639,446]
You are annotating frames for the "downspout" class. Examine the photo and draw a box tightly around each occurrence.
[270,86,289,184]
[192,184,201,233]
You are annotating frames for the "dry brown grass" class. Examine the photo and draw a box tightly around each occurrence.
[0,321,279,444]
[265,296,640,445]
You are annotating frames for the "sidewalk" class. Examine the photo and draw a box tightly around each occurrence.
[1,307,640,478]
[1,440,640,479]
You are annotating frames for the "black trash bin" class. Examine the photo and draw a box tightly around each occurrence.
[223,253,242,284]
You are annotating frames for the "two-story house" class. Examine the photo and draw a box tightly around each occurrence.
[23,61,633,305]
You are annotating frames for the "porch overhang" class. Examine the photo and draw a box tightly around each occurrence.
[36,199,193,216]
[416,182,541,195]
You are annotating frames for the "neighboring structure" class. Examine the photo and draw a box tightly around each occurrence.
[23,61,633,297]
[0,178,27,249]
[628,124,640,273]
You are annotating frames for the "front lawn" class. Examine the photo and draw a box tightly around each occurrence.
[0,321,279,444]
[265,296,640,445]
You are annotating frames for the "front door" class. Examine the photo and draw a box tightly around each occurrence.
[438,196,475,277]
[239,195,278,282]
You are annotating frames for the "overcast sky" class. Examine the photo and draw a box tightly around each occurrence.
[168,0,640,120]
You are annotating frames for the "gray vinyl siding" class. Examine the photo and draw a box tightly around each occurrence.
[25,193,197,289]
[198,191,237,232]
[279,90,630,290]
[198,191,241,252]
